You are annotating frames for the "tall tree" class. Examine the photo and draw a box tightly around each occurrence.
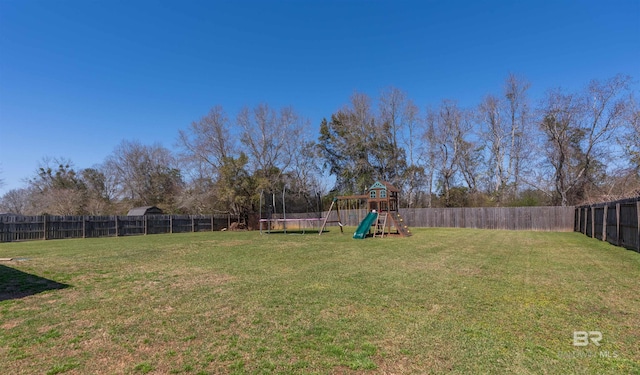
[0,188,32,215]
[318,93,377,194]
[28,158,88,215]
[318,92,408,194]
[395,96,427,207]
[426,100,472,206]
[378,87,411,187]
[538,89,583,206]
[216,153,257,221]
[177,106,236,213]
[621,95,640,173]
[503,73,532,200]
[238,104,306,191]
[539,75,633,205]
[105,140,183,210]
[178,105,234,180]
[81,167,117,215]
[477,74,532,204]
[318,113,370,194]
[578,75,633,202]
[478,94,507,198]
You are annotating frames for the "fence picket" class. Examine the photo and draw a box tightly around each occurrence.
[575,198,640,253]
[0,214,239,243]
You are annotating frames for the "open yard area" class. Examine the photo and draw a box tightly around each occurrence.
[1,228,639,374]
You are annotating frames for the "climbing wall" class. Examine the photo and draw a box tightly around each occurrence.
[390,212,412,237]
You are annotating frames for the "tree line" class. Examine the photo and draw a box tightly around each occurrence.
[1,73,638,218]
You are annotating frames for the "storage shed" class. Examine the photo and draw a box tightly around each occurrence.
[127,206,163,216]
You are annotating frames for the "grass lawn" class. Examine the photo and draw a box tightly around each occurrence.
[1,228,639,374]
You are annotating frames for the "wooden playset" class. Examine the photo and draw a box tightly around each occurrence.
[319,181,411,238]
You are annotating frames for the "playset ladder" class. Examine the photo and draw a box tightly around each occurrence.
[374,212,388,238]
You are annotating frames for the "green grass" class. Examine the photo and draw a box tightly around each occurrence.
[1,228,639,374]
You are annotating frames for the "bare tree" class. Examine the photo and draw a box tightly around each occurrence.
[81,166,118,214]
[426,100,472,206]
[238,104,306,191]
[105,140,183,209]
[177,106,236,213]
[538,89,583,206]
[0,188,32,215]
[476,74,532,204]
[478,94,507,197]
[504,74,532,200]
[398,98,426,207]
[379,87,411,187]
[538,76,631,205]
[421,109,440,207]
[620,95,640,172]
[579,75,632,198]
[178,105,234,180]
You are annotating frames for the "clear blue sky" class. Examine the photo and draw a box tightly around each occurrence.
[1,0,639,194]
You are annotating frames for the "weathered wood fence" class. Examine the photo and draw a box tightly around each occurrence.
[302,206,576,231]
[400,206,575,231]
[575,197,640,252]
[0,214,237,243]
[0,206,579,243]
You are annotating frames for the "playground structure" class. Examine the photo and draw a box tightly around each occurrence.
[320,181,412,239]
[258,181,411,238]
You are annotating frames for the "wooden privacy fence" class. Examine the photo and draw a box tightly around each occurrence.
[1,206,577,243]
[301,206,575,231]
[575,197,640,252]
[0,214,236,243]
[400,206,575,231]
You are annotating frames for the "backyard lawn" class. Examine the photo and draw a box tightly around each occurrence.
[1,228,639,374]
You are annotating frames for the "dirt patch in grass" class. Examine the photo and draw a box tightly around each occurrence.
[1,319,22,330]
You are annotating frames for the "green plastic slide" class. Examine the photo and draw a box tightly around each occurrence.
[353,212,378,239]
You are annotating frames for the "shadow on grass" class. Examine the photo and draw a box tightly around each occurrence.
[0,264,69,302]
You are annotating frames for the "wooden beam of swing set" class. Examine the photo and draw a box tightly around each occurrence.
[318,195,368,235]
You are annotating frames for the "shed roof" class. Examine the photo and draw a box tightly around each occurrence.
[127,206,163,216]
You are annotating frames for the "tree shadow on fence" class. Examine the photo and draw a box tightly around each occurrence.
[0,264,70,302]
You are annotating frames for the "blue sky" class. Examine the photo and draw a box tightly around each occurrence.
[1,0,639,194]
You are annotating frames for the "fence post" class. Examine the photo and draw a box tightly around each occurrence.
[192,215,195,233]
[616,203,621,246]
[43,215,47,240]
[591,206,595,238]
[211,215,214,232]
[636,201,640,253]
[170,215,173,234]
[144,216,148,235]
[115,216,119,237]
[82,216,86,239]
[602,205,607,242]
